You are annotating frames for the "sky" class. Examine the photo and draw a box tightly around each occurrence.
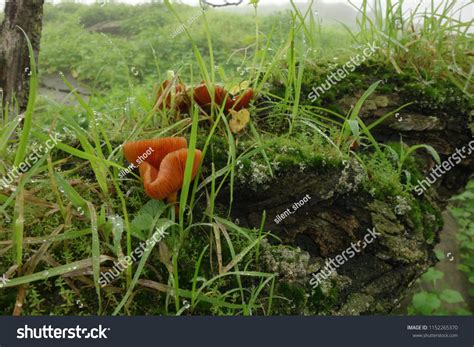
[122,0,471,8]
[0,0,472,21]
[0,0,472,7]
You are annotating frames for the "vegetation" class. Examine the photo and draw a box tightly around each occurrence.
[451,182,474,302]
[0,0,472,316]
[408,181,474,315]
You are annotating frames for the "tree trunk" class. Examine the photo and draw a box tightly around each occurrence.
[0,0,44,114]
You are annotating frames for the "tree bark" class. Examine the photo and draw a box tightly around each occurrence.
[220,163,442,314]
[0,0,44,114]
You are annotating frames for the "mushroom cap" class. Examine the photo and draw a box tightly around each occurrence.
[193,83,233,111]
[232,88,254,111]
[155,80,190,112]
[123,137,188,169]
[139,148,203,200]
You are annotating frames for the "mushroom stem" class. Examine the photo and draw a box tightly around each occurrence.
[167,191,179,214]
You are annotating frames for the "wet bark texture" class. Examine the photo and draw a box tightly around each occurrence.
[223,163,441,314]
[0,0,44,113]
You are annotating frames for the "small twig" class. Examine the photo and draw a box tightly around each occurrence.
[200,0,243,8]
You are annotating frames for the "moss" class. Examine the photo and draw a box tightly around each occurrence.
[399,79,472,116]
[260,241,318,283]
[299,60,372,109]
[234,134,342,191]
[296,60,471,116]
[404,192,442,244]
[276,282,307,314]
[257,241,353,315]
[362,150,406,199]
[0,285,16,314]
[336,159,367,194]
[338,293,375,315]
[309,285,340,314]
[259,240,333,314]
[196,133,229,174]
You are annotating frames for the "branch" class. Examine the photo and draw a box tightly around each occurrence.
[200,0,244,7]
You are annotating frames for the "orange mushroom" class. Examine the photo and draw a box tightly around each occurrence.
[123,137,202,206]
[139,148,202,202]
[153,79,254,115]
[193,82,233,112]
[231,88,254,111]
[153,80,190,114]
[123,137,188,169]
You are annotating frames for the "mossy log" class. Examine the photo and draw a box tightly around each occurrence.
[215,66,473,314]
[220,161,442,314]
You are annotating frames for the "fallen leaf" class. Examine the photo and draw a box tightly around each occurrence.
[229,108,250,133]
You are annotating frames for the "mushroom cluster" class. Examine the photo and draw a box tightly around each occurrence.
[123,137,202,205]
[193,82,254,113]
[153,78,254,116]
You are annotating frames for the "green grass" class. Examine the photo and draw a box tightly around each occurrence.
[0,0,472,316]
[345,0,472,95]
